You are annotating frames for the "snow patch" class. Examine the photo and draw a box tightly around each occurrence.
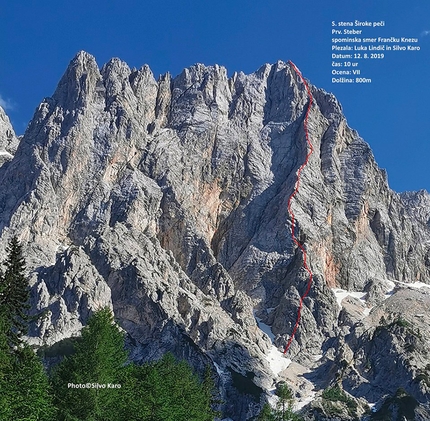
[213,362,226,376]
[254,313,290,376]
[57,244,70,252]
[266,345,291,376]
[405,281,430,292]
[363,306,372,316]
[295,391,316,410]
[384,279,430,297]
[331,288,367,309]
[267,389,279,408]
[255,315,275,342]
[368,402,377,412]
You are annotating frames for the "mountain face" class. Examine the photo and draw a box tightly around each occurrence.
[0,106,19,166]
[1,51,430,420]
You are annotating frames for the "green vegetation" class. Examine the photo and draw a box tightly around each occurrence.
[0,236,219,421]
[321,384,358,418]
[374,315,422,342]
[257,383,304,421]
[0,344,57,420]
[0,236,56,420]
[119,354,219,421]
[0,236,30,347]
[52,308,218,420]
[257,403,275,421]
[377,315,410,330]
[54,309,219,420]
[51,307,128,420]
[392,317,410,328]
[321,400,342,417]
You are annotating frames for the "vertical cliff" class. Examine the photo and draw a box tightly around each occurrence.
[0,52,429,419]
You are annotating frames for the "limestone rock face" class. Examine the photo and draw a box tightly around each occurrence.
[0,106,19,166]
[0,51,429,420]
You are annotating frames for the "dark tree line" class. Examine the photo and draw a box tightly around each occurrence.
[0,236,218,421]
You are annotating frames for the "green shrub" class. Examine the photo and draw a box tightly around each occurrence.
[322,385,358,417]
[392,317,410,328]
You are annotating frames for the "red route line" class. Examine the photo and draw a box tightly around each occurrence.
[283,61,314,354]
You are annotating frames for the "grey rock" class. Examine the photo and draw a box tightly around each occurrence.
[0,105,19,166]
[0,51,429,420]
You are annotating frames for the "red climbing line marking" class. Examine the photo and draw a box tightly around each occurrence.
[283,61,314,354]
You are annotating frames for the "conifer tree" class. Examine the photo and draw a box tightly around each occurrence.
[257,403,276,421]
[276,382,294,418]
[122,353,217,421]
[0,315,13,420]
[51,307,219,420]
[0,236,29,347]
[4,345,57,421]
[202,364,222,420]
[51,307,128,421]
[152,353,209,420]
[257,383,304,421]
[0,239,56,421]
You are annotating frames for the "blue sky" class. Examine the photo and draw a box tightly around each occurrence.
[1,0,429,192]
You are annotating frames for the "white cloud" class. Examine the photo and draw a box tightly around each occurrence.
[0,94,15,111]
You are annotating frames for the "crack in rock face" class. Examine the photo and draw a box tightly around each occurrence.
[0,52,429,420]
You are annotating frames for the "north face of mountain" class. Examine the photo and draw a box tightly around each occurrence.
[0,51,429,420]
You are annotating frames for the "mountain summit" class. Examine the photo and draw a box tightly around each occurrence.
[0,52,429,420]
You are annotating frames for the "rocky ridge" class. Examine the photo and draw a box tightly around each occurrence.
[0,51,429,420]
[0,106,19,166]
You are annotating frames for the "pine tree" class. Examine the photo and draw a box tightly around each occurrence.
[257,383,304,421]
[51,307,128,421]
[202,364,222,420]
[276,382,294,419]
[257,403,276,421]
[50,308,218,420]
[124,353,217,421]
[0,305,56,420]
[5,345,57,421]
[0,236,30,347]
[0,315,13,420]
[153,353,205,420]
